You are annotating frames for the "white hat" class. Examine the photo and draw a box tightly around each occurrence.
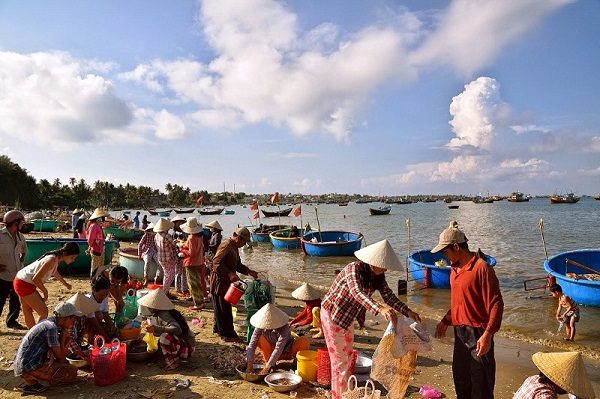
[153,217,174,233]
[205,220,223,231]
[291,283,322,301]
[72,208,83,215]
[250,303,289,330]
[170,215,186,223]
[532,352,595,399]
[67,292,100,315]
[54,302,83,318]
[181,217,202,234]
[137,288,174,311]
[144,223,155,231]
[354,239,402,271]
[90,208,110,221]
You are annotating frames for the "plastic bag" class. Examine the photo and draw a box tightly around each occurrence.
[385,317,431,357]
[143,332,159,352]
[123,289,138,319]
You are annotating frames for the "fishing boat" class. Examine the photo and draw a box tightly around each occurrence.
[251,224,288,243]
[157,210,171,217]
[24,238,119,274]
[261,208,293,217]
[472,195,494,204]
[31,219,63,232]
[269,228,305,250]
[224,209,235,215]
[544,249,600,307]
[198,207,224,215]
[147,209,159,215]
[448,205,460,209]
[595,194,600,201]
[408,250,497,289]
[507,192,529,202]
[549,193,580,204]
[443,197,452,203]
[118,247,158,279]
[174,208,195,214]
[369,206,391,215]
[338,202,349,206]
[103,226,144,241]
[300,231,364,257]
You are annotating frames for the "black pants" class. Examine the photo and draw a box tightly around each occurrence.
[453,326,496,399]
[0,279,20,326]
[212,294,237,338]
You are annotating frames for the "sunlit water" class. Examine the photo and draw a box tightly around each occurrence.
[120,198,600,355]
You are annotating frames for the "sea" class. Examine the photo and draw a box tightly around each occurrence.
[118,197,600,357]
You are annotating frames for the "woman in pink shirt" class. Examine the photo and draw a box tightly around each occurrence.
[179,218,205,310]
[86,208,109,279]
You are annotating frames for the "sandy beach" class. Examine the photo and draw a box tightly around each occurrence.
[0,235,598,399]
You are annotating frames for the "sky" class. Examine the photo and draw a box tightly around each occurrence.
[0,0,599,196]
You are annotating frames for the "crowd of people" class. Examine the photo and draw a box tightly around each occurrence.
[0,208,596,398]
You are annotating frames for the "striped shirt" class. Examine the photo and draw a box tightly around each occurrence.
[155,232,178,267]
[137,232,157,257]
[322,261,410,330]
[513,376,558,399]
[14,318,60,376]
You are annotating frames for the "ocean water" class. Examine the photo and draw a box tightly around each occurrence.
[122,198,600,356]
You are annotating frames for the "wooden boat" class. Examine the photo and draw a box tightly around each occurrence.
[198,207,224,215]
[147,209,159,215]
[269,228,305,250]
[174,208,195,214]
[32,219,63,232]
[443,197,452,203]
[24,238,118,274]
[544,249,600,307]
[261,208,293,217]
[448,205,460,209]
[408,249,497,288]
[369,206,391,215]
[224,210,235,215]
[338,202,349,206]
[549,193,580,204]
[103,226,144,241]
[251,224,288,243]
[472,195,494,204]
[595,194,600,201]
[118,247,158,279]
[507,192,529,202]
[301,231,364,257]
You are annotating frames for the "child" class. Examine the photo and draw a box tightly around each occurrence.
[86,276,116,339]
[550,284,580,341]
[289,282,323,339]
[138,223,161,286]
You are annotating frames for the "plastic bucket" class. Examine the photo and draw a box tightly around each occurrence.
[296,350,318,382]
[224,281,247,305]
[317,348,331,386]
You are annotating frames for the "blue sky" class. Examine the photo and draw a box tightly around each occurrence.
[0,0,599,195]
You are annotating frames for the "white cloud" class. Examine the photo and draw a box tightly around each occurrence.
[293,178,323,193]
[153,110,187,140]
[279,152,317,159]
[577,166,600,177]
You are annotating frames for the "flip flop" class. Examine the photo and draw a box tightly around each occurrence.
[189,305,203,310]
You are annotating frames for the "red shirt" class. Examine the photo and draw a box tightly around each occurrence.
[445,251,503,334]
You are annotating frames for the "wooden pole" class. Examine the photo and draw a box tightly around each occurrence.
[539,218,548,261]
[566,259,600,276]
[315,207,323,242]
[405,218,411,289]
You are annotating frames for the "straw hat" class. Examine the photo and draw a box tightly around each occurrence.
[90,208,110,221]
[205,220,223,231]
[354,239,402,271]
[137,288,174,311]
[291,283,322,301]
[72,208,83,215]
[67,292,100,315]
[532,352,595,399]
[250,303,289,330]
[181,217,203,234]
[171,215,186,223]
[153,217,174,233]
[144,223,155,231]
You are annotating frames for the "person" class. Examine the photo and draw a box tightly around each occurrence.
[321,239,421,399]
[154,218,178,299]
[141,215,149,230]
[171,216,189,297]
[206,220,223,272]
[86,276,116,339]
[13,302,81,394]
[171,215,187,239]
[433,221,504,399]
[246,303,310,375]
[549,284,579,342]
[289,225,300,238]
[14,242,78,328]
[119,214,133,229]
[209,227,258,342]
[138,223,160,286]
[133,211,141,229]
[0,210,28,330]
[108,265,129,313]
[87,208,109,278]
[74,214,86,239]
[66,292,99,362]
[179,218,206,310]
[289,282,323,339]
[138,288,195,371]
[71,209,82,238]
[513,351,595,399]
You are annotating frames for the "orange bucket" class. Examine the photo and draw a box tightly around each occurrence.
[224,281,247,305]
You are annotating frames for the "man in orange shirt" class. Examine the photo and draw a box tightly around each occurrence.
[433,221,504,399]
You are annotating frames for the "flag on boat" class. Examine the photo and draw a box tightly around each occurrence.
[250,202,259,210]
[253,211,260,219]
[270,192,279,204]
[293,206,302,217]
[196,195,204,205]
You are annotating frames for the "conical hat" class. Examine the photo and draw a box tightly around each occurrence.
[137,288,174,311]
[170,215,186,223]
[354,239,402,271]
[144,223,154,231]
[153,217,174,233]
[90,208,110,221]
[67,292,99,315]
[250,303,289,330]
[532,352,595,399]
[72,208,83,215]
[181,217,202,234]
[291,283,322,301]
[205,220,223,231]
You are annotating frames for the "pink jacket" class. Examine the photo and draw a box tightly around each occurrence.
[87,222,105,255]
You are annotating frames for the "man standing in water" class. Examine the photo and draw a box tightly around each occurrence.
[434,221,503,399]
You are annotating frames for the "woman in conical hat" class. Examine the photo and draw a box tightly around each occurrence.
[153,218,178,299]
[289,283,323,338]
[321,239,421,399]
[87,208,109,279]
[246,303,310,375]
[139,288,195,371]
[513,351,595,399]
[179,218,206,310]
[138,223,161,286]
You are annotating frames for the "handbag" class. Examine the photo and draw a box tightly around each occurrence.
[90,336,127,386]
[342,375,383,399]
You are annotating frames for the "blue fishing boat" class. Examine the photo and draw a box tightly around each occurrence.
[157,210,171,217]
[544,249,600,307]
[269,228,305,250]
[408,249,497,289]
[251,224,288,243]
[300,231,364,257]
[224,209,235,215]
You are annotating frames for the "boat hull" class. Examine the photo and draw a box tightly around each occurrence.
[544,249,600,307]
[369,207,391,215]
[24,238,118,274]
[269,229,305,250]
[32,219,62,232]
[251,225,288,243]
[103,226,144,241]
[261,208,293,217]
[119,247,158,279]
[199,208,224,215]
[409,250,497,289]
[300,231,363,257]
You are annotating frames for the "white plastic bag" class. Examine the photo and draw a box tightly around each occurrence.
[384,317,431,357]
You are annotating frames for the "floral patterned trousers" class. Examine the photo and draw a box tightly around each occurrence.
[321,308,354,399]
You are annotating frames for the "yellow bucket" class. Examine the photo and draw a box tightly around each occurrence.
[296,350,318,382]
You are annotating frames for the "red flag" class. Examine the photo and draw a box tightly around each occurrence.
[250,202,259,211]
[196,195,204,205]
[270,192,279,204]
[253,211,260,219]
[293,206,301,217]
